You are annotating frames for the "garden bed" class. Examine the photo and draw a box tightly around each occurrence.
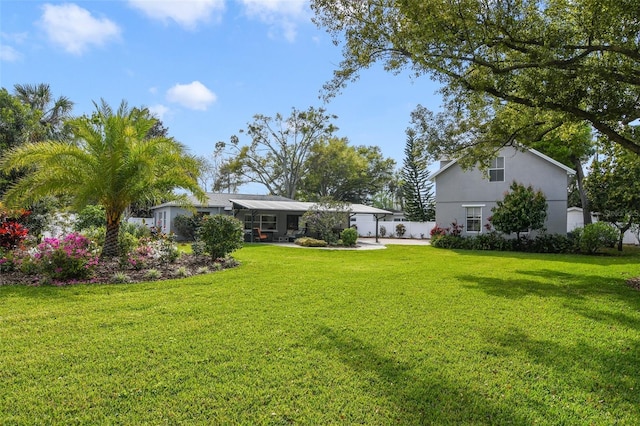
[0,254,238,286]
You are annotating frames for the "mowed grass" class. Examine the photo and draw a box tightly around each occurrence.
[1,245,639,425]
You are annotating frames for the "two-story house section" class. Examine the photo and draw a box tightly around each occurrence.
[430,146,575,236]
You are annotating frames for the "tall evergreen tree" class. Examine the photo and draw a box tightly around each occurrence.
[400,129,434,221]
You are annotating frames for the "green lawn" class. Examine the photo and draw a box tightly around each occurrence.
[1,245,639,425]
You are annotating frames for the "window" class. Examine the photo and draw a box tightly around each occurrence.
[244,214,277,231]
[489,157,504,182]
[466,207,482,232]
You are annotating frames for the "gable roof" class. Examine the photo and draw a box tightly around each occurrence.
[429,147,576,181]
[150,193,292,210]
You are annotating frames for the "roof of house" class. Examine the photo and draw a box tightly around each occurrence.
[150,193,292,210]
[429,147,576,181]
[229,199,392,215]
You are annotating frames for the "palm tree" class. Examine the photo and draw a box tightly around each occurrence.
[13,83,74,141]
[0,100,205,257]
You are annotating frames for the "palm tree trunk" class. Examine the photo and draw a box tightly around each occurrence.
[102,213,121,258]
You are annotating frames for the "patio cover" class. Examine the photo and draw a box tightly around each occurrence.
[229,199,391,215]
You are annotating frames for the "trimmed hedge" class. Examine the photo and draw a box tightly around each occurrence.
[431,232,577,254]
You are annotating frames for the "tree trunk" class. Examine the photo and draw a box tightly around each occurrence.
[101,214,121,258]
[617,221,632,252]
[571,155,592,226]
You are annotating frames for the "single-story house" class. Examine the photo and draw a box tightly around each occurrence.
[150,193,391,241]
[430,146,575,236]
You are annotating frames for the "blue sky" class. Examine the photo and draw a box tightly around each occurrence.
[1,0,443,193]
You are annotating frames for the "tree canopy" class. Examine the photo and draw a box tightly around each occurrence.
[311,0,640,155]
[1,100,205,257]
[298,137,395,203]
[585,143,640,251]
[222,107,337,199]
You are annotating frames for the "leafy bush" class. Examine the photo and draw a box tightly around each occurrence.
[491,181,548,238]
[379,225,387,238]
[295,237,328,247]
[173,214,202,241]
[191,240,207,256]
[198,214,244,260]
[431,232,575,254]
[578,222,618,254]
[526,233,574,254]
[143,269,162,280]
[301,199,350,245]
[33,233,99,282]
[74,205,106,231]
[341,228,358,246]
[395,223,406,237]
[468,232,513,251]
[431,235,469,249]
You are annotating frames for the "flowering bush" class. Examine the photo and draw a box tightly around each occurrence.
[33,233,99,281]
[123,232,179,269]
[430,225,449,240]
[0,208,30,250]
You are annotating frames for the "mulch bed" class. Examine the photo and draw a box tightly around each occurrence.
[0,254,237,286]
[626,277,640,291]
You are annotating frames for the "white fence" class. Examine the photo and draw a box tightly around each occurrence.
[352,216,435,239]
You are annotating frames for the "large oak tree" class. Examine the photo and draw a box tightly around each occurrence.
[311,0,640,154]
[222,107,337,198]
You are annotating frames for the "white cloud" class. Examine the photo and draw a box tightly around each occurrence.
[166,81,217,110]
[128,0,225,30]
[239,0,310,42]
[38,3,121,55]
[149,104,170,120]
[0,45,22,62]
[2,32,29,44]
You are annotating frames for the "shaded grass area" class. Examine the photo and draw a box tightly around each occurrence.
[1,245,639,424]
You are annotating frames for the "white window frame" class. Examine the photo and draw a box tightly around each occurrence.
[489,157,505,182]
[463,205,484,233]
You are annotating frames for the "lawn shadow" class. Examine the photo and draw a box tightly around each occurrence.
[458,269,640,329]
[449,248,640,266]
[311,324,529,424]
[485,325,640,419]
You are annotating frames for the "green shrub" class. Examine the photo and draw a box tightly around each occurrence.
[295,237,328,247]
[191,240,207,256]
[198,215,244,260]
[173,214,202,241]
[578,222,618,254]
[468,232,513,251]
[395,223,406,237]
[74,205,106,231]
[526,233,574,253]
[341,228,358,246]
[111,272,131,284]
[143,269,162,280]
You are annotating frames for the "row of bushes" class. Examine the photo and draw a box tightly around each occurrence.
[431,222,619,254]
